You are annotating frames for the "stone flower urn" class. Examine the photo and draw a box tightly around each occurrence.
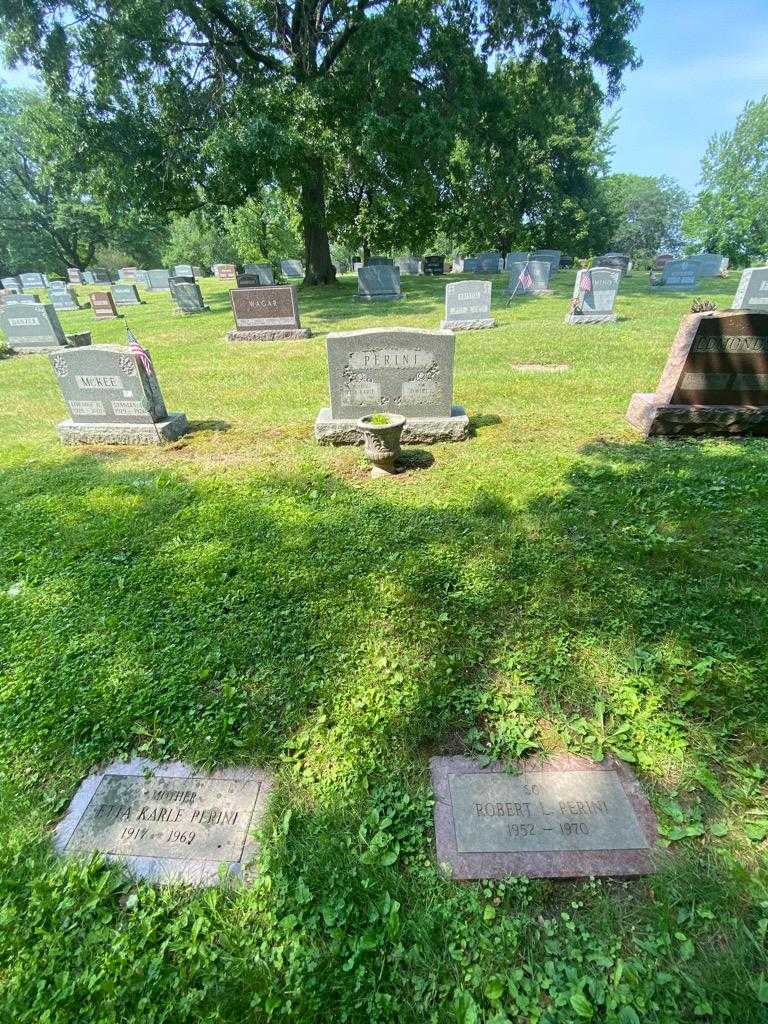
[356,413,406,477]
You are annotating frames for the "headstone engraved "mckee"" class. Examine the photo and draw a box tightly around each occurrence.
[627,310,768,437]
[315,327,469,444]
[228,284,310,340]
[49,343,188,444]
[431,754,657,879]
[54,759,273,885]
[441,281,496,330]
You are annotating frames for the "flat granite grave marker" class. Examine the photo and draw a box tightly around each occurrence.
[566,267,620,324]
[50,287,81,311]
[315,326,469,444]
[1,276,21,292]
[92,291,121,319]
[236,272,262,288]
[20,272,46,288]
[112,283,142,306]
[731,268,768,311]
[6,293,41,304]
[174,263,195,279]
[170,279,210,315]
[49,341,188,443]
[228,285,309,341]
[441,280,495,330]
[55,758,273,885]
[422,255,446,276]
[652,259,700,290]
[146,269,171,291]
[280,259,304,278]
[47,279,67,293]
[506,260,552,298]
[627,310,768,437]
[1,302,90,354]
[356,265,403,301]
[431,754,657,879]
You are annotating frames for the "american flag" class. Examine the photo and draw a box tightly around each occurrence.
[126,326,153,375]
[579,270,592,295]
[518,265,534,291]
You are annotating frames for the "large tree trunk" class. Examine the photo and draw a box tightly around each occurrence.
[300,156,336,286]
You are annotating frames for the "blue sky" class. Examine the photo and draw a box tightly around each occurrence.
[2,0,767,198]
[607,0,768,193]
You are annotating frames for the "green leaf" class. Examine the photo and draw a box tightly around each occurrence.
[454,990,478,1024]
[485,977,504,1001]
[744,820,768,842]
[708,820,729,836]
[569,992,593,1018]
[756,976,768,1004]
[483,904,496,922]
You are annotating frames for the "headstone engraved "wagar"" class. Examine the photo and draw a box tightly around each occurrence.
[227,284,310,340]
[55,759,273,885]
[431,754,657,879]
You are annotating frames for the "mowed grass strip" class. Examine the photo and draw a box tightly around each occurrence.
[0,272,766,1023]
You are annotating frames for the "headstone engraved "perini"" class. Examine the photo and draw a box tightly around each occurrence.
[228,284,310,341]
[431,754,657,878]
[315,327,469,444]
[55,759,273,885]
[627,310,768,436]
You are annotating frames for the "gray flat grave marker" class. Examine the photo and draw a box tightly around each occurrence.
[0,301,88,353]
[627,310,768,437]
[356,265,403,301]
[431,754,657,879]
[54,758,273,885]
[20,272,46,288]
[441,280,495,330]
[49,341,187,444]
[506,260,552,298]
[280,259,304,278]
[92,291,120,319]
[50,288,80,311]
[731,268,768,311]
[228,285,309,341]
[170,279,210,315]
[315,326,469,444]
[47,279,67,293]
[174,264,195,279]
[236,272,261,288]
[146,269,171,291]
[566,267,620,324]
[653,259,699,290]
[112,283,142,306]
[5,293,41,304]
[1,276,21,292]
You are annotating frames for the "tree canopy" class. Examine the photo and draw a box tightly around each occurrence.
[600,172,689,260]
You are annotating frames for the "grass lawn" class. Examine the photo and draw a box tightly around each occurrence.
[0,271,766,1023]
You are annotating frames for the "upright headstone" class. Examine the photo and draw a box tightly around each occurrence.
[83,271,96,285]
[422,255,446,276]
[227,285,310,341]
[368,256,393,266]
[1,276,21,292]
[47,279,67,293]
[91,268,113,284]
[49,342,188,444]
[192,265,205,278]
[20,272,46,289]
[236,272,261,288]
[212,263,237,280]
[596,254,632,276]
[731,268,768,311]
[688,253,728,278]
[504,251,529,271]
[653,259,699,290]
[174,264,195,279]
[92,291,121,320]
[280,259,304,278]
[475,251,501,273]
[170,279,210,315]
[531,250,561,279]
[356,265,404,301]
[50,288,81,311]
[395,257,421,275]
[134,270,150,289]
[627,311,768,437]
[506,260,552,298]
[314,327,469,444]
[68,268,83,285]
[112,283,143,306]
[243,263,275,284]
[118,267,138,281]
[6,293,41,305]
[0,302,90,354]
[441,281,495,330]
[566,267,620,324]
[430,754,657,879]
[146,269,171,291]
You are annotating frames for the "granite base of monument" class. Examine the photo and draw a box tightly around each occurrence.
[13,331,92,355]
[227,327,311,341]
[57,412,189,446]
[173,305,211,316]
[431,753,658,880]
[565,312,617,325]
[440,318,496,331]
[353,293,405,302]
[315,405,470,444]
[626,392,768,438]
[505,289,553,299]
[54,757,273,885]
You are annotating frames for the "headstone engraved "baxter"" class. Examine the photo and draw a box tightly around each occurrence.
[731,268,768,311]
[430,754,657,879]
[54,759,273,885]
[627,310,768,437]
[315,327,469,444]
[228,285,310,341]
[441,280,496,330]
[566,267,620,324]
[49,343,188,444]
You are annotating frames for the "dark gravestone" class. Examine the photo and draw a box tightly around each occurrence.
[0,302,90,354]
[566,267,620,324]
[94,268,113,283]
[236,273,262,288]
[441,280,496,330]
[560,255,575,268]
[597,254,632,276]
[67,268,83,284]
[280,259,304,278]
[504,251,529,271]
[431,754,657,879]
[170,280,209,315]
[50,288,81,311]
[356,265,403,301]
[20,272,46,288]
[146,269,171,291]
[227,285,310,341]
[731,268,768,311]
[368,256,394,266]
[475,251,501,273]
[314,327,469,444]
[92,291,121,320]
[54,758,273,885]
[627,310,768,437]
[653,259,699,290]
[49,343,187,444]
[506,260,552,298]
[112,284,142,306]
[422,255,446,276]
